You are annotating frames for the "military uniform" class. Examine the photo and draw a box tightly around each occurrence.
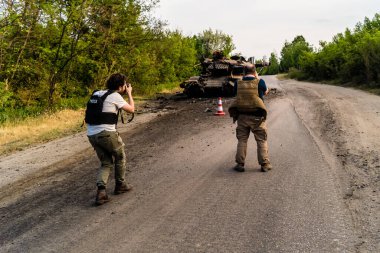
[229,77,272,171]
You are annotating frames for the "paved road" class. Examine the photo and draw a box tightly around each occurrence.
[0,76,365,252]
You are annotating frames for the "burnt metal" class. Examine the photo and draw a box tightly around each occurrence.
[180,54,269,97]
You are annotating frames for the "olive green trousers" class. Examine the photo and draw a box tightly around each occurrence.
[235,114,270,166]
[88,130,126,188]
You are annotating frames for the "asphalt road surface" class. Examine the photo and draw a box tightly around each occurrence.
[1,76,379,252]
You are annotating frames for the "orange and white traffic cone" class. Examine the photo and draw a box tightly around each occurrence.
[214,97,225,116]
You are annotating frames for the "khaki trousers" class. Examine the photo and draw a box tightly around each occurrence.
[235,114,270,165]
[88,130,126,188]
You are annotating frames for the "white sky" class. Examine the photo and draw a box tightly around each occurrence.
[153,0,379,59]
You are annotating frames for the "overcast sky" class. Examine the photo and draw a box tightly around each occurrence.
[153,0,379,59]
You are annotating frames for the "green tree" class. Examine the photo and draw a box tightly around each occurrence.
[0,0,235,123]
[357,30,380,84]
[280,35,313,72]
[297,13,380,85]
[194,28,235,60]
[154,31,197,82]
[266,52,280,75]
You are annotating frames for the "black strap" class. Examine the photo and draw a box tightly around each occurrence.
[117,109,134,126]
[117,109,125,125]
[91,89,99,95]
[128,113,134,123]
[101,90,134,126]
[101,89,115,100]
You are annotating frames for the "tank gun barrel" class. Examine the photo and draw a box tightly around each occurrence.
[254,62,270,68]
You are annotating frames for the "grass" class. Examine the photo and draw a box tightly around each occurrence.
[135,81,182,98]
[0,82,183,156]
[275,73,289,80]
[347,84,380,96]
[0,109,85,155]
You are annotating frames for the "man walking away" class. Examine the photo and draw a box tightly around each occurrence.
[228,65,272,173]
[85,73,135,206]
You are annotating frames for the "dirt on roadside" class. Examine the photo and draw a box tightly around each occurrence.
[0,78,379,252]
[280,79,380,252]
[0,93,229,247]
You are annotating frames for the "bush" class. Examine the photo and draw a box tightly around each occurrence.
[288,67,308,80]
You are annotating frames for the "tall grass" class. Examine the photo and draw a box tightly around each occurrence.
[0,82,182,155]
[0,109,84,155]
[134,82,182,98]
[0,96,88,124]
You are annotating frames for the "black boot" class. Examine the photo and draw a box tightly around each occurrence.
[114,182,133,195]
[233,163,245,172]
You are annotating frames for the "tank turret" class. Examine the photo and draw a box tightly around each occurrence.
[180,54,269,97]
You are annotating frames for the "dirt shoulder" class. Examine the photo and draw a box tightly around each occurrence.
[0,97,177,203]
[279,79,380,252]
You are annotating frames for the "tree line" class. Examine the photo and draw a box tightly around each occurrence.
[0,0,234,123]
[1,1,378,123]
[264,13,380,88]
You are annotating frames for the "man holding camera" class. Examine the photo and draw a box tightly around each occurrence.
[86,73,135,206]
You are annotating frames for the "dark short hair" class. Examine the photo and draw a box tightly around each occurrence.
[244,64,256,75]
[106,73,127,90]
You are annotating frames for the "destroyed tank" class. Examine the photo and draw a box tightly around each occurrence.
[180,51,268,97]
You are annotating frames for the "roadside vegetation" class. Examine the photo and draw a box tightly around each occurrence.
[0,0,236,154]
[263,13,380,95]
[0,109,83,154]
[1,1,378,154]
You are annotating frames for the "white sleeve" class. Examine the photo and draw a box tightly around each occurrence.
[107,93,127,109]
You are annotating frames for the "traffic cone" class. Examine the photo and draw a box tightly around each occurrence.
[214,97,225,116]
